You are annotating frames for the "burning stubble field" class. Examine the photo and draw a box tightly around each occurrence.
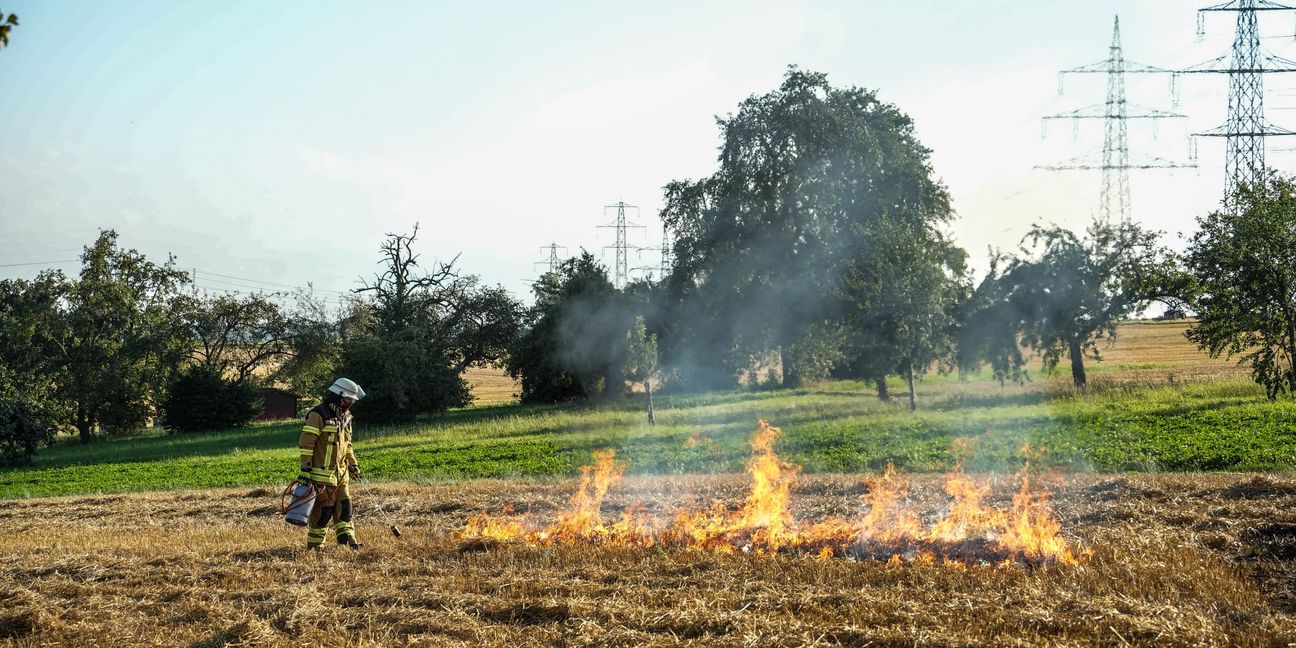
[1,468,1294,646]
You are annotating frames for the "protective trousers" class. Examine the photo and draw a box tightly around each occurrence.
[306,482,357,547]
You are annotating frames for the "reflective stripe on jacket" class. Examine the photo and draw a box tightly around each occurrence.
[298,404,354,486]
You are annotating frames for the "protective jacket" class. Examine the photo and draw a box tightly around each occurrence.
[299,403,356,486]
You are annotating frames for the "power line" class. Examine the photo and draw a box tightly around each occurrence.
[0,259,78,268]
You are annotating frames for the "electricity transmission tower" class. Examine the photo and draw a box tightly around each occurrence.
[534,243,567,277]
[598,202,643,289]
[1183,0,1296,207]
[1039,16,1194,222]
[631,224,673,283]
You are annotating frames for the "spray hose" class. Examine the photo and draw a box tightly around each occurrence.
[277,480,323,516]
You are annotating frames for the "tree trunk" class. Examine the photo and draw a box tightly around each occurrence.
[1068,338,1087,391]
[905,360,917,412]
[874,376,890,402]
[780,349,801,389]
[645,381,655,426]
[76,409,94,444]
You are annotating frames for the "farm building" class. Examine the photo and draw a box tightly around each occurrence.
[256,387,299,421]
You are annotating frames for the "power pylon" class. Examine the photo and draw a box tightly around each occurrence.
[1038,16,1195,222]
[534,243,567,277]
[598,202,643,289]
[632,224,673,283]
[1183,0,1296,208]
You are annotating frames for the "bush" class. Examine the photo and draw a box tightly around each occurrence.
[340,330,470,424]
[0,368,61,465]
[162,366,261,433]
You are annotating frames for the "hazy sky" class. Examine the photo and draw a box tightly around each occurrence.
[3,1,1295,306]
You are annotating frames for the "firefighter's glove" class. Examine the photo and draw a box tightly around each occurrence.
[348,464,362,481]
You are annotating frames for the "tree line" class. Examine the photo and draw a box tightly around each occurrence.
[3,67,1295,464]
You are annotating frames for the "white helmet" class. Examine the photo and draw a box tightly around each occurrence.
[328,377,366,401]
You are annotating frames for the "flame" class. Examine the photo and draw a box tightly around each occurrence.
[458,423,1087,567]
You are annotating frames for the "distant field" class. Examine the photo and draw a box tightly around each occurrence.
[464,364,519,406]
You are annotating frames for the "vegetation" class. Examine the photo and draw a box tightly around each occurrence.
[973,219,1179,390]
[345,224,524,423]
[3,365,1293,498]
[0,7,15,51]
[661,67,959,391]
[0,367,60,465]
[623,315,658,425]
[160,365,261,434]
[1186,173,1296,399]
[508,252,628,403]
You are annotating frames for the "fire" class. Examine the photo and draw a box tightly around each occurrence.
[459,421,1087,567]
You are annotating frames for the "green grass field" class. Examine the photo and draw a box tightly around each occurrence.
[3,368,1294,499]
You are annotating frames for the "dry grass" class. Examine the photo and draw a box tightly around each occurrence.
[464,365,519,406]
[2,473,1293,646]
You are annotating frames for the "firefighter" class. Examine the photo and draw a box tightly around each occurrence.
[297,377,366,550]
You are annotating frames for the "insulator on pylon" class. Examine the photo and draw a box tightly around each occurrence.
[1057,73,1065,96]
[1197,12,1206,41]
[1072,119,1079,140]
[1170,74,1181,107]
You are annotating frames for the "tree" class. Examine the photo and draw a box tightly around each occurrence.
[991,219,1176,390]
[840,222,968,409]
[0,272,68,381]
[1185,173,1296,399]
[273,290,349,403]
[176,292,292,383]
[341,225,486,421]
[508,252,629,403]
[624,315,659,425]
[0,366,60,465]
[161,365,261,433]
[662,67,955,389]
[47,231,190,441]
[0,8,16,51]
[443,280,525,374]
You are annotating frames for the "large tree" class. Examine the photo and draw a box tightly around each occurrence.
[343,225,523,420]
[1186,173,1296,399]
[987,219,1177,390]
[508,252,629,403]
[662,67,956,389]
[840,221,968,409]
[175,292,292,383]
[48,231,190,440]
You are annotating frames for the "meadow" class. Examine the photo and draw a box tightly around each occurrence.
[0,321,1289,500]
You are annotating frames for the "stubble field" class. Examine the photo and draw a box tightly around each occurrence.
[1,472,1293,646]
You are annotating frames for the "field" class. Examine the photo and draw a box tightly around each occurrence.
[2,320,1296,646]
[1,473,1293,646]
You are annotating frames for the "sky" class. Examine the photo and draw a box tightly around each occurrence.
[2,0,1295,307]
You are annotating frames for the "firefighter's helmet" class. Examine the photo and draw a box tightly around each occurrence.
[327,377,366,401]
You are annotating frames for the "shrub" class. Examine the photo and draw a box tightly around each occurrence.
[0,368,61,465]
[162,365,261,433]
[340,330,470,424]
